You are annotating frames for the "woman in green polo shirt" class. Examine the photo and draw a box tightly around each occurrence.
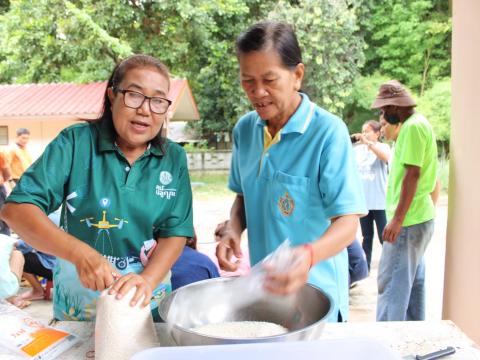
[0,54,194,320]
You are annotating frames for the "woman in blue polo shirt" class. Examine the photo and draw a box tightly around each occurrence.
[0,55,194,320]
[215,22,366,322]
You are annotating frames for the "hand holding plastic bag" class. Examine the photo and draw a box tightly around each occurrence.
[166,240,310,329]
[261,240,312,295]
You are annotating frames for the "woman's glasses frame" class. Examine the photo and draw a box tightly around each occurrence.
[114,87,172,114]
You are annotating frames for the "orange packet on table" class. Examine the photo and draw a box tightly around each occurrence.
[0,300,78,359]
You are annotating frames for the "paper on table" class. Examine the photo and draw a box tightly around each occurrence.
[0,300,78,360]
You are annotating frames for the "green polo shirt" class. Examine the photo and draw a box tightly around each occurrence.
[7,121,194,320]
[386,113,438,226]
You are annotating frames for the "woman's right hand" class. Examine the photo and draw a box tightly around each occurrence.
[70,243,117,291]
[214,220,242,271]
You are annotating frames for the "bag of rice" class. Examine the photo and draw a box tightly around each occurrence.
[0,300,78,359]
[95,287,159,360]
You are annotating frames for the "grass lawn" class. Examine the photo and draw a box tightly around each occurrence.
[190,171,233,199]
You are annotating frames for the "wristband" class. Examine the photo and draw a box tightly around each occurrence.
[302,243,315,269]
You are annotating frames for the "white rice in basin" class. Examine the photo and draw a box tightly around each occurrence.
[190,321,288,338]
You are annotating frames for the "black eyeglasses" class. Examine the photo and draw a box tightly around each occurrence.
[114,88,172,114]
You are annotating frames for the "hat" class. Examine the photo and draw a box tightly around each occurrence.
[371,80,416,109]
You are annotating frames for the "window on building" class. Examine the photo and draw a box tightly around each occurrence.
[0,126,8,145]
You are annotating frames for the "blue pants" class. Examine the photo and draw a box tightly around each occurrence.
[347,239,369,285]
[376,219,434,321]
[360,210,387,271]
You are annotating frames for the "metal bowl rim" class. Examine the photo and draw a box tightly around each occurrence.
[160,277,334,341]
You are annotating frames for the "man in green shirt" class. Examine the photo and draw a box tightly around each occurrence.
[371,80,438,321]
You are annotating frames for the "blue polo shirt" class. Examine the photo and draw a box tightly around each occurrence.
[229,94,366,321]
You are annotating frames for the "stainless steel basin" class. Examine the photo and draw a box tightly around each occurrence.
[158,277,333,346]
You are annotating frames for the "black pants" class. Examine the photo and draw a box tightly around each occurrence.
[23,252,53,281]
[359,209,387,271]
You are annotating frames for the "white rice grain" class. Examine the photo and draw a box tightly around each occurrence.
[191,321,288,338]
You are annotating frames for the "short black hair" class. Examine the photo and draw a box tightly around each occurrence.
[16,128,30,136]
[235,21,302,69]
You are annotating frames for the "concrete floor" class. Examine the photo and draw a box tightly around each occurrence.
[19,195,448,324]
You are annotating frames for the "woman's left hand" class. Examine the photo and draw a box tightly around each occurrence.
[108,272,153,308]
[263,246,311,295]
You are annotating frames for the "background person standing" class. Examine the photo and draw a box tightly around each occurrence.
[8,128,33,185]
[352,120,390,272]
[372,80,438,321]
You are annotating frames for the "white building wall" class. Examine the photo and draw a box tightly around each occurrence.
[0,119,81,160]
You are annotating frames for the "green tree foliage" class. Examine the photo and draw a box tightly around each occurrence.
[0,0,132,83]
[64,0,260,136]
[0,0,9,13]
[344,0,451,143]
[343,73,390,132]
[365,0,451,95]
[0,0,366,136]
[0,0,449,142]
[417,78,451,142]
[269,0,365,115]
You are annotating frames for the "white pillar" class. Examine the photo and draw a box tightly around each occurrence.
[443,0,480,343]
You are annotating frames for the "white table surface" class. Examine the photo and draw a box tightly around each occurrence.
[1,320,479,359]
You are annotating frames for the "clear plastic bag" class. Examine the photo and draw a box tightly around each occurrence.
[225,239,302,301]
[0,300,78,359]
[166,240,298,328]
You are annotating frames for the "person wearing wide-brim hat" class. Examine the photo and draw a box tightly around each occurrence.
[372,80,439,322]
[371,80,417,110]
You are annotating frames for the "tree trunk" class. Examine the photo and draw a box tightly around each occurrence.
[420,47,431,97]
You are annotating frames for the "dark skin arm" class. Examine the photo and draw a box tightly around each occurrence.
[352,134,390,163]
[1,203,186,307]
[431,179,441,206]
[382,165,420,243]
[0,203,118,290]
[215,195,359,294]
[215,194,246,271]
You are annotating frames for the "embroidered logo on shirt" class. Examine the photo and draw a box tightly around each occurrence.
[156,171,176,199]
[66,191,78,213]
[100,197,111,208]
[159,171,173,185]
[155,185,177,199]
[278,192,295,216]
[80,210,129,254]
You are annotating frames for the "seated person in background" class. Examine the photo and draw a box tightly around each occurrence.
[16,240,55,301]
[171,232,220,291]
[347,239,369,287]
[0,234,26,307]
[15,211,59,301]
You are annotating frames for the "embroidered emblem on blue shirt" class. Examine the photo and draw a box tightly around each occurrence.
[278,192,295,216]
